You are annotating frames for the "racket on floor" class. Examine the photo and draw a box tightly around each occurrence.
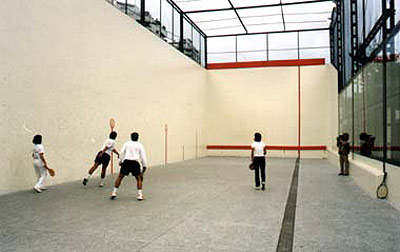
[377,172,388,199]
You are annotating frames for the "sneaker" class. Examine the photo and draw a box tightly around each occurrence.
[33,186,42,193]
[137,193,144,201]
[83,178,88,186]
[261,183,265,191]
[338,173,344,176]
[110,191,117,200]
[255,186,261,190]
[99,181,105,187]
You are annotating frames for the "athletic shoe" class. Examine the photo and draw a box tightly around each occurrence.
[137,193,144,201]
[83,178,88,186]
[261,183,265,191]
[99,181,105,187]
[33,186,42,193]
[110,191,117,200]
[255,186,261,190]
[338,173,344,176]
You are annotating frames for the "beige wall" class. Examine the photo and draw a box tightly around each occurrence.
[205,65,338,158]
[0,0,208,193]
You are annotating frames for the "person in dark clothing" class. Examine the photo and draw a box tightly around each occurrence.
[338,133,350,176]
[251,133,267,190]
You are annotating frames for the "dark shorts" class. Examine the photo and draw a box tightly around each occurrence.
[94,152,110,167]
[120,160,141,176]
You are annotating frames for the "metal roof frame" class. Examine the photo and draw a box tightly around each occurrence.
[172,0,335,38]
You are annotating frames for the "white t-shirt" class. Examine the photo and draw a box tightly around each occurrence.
[251,141,266,157]
[100,139,115,155]
[33,144,45,159]
[119,141,147,166]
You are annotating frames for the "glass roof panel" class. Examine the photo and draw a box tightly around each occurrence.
[230,0,281,8]
[188,10,237,23]
[172,0,335,36]
[174,0,231,12]
[204,26,246,37]
[282,1,335,15]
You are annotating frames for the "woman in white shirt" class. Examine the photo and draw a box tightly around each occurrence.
[83,131,119,187]
[251,132,267,190]
[32,135,51,193]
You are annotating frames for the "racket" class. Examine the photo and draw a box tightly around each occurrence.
[48,168,56,177]
[249,163,254,170]
[377,172,388,199]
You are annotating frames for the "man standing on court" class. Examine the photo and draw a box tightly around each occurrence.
[338,133,350,176]
[110,132,147,200]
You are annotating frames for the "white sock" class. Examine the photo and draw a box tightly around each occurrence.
[138,189,143,195]
[112,187,118,193]
[86,174,92,180]
[100,178,105,183]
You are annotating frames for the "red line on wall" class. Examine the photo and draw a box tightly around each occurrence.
[298,66,301,157]
[206,145,327,151]
[207,58,325,70]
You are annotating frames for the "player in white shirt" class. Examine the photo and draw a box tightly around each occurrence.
[83,131,119,187]
[32,135,52,193]
[251,132,267,190]
[110,132,147,201]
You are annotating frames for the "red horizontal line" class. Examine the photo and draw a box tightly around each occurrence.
[207,58,325,70]
[207,145,327,150]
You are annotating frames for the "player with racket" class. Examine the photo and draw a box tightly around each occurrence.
[32,135,55,193]
[251,132,267,190]
[83,131,119,187]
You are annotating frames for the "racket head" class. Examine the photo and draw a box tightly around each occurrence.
[48,168,56,177]
[249,163,254,170]
[377,184,388,199]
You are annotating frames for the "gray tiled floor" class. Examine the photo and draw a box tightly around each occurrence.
[1,157,399,251]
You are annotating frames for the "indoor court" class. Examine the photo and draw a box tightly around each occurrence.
[1,0,400,251]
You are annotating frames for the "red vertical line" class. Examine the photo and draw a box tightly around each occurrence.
[164,124,168,165]
[298,65,301,157]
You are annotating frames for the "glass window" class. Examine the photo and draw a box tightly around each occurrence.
[207,37,236,63]
[339,83,353,138]
[386,32,400,165]
[146,0,161,37]
[183,18,193,59]
[268,32,298,60]
[201,36,206,67]
[237,34,267,62]
[361,62,384,159]
[172,9,181,49]
[114,0,141,20]
[299,30,330,62]
[161,0,173,43]
[193,29,201,63]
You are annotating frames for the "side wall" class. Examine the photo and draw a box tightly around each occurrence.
[205,65,338,158]
[0,0,207,193]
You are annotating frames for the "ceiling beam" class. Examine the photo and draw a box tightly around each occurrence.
[207,27,330,38]
[227,0,248,34]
